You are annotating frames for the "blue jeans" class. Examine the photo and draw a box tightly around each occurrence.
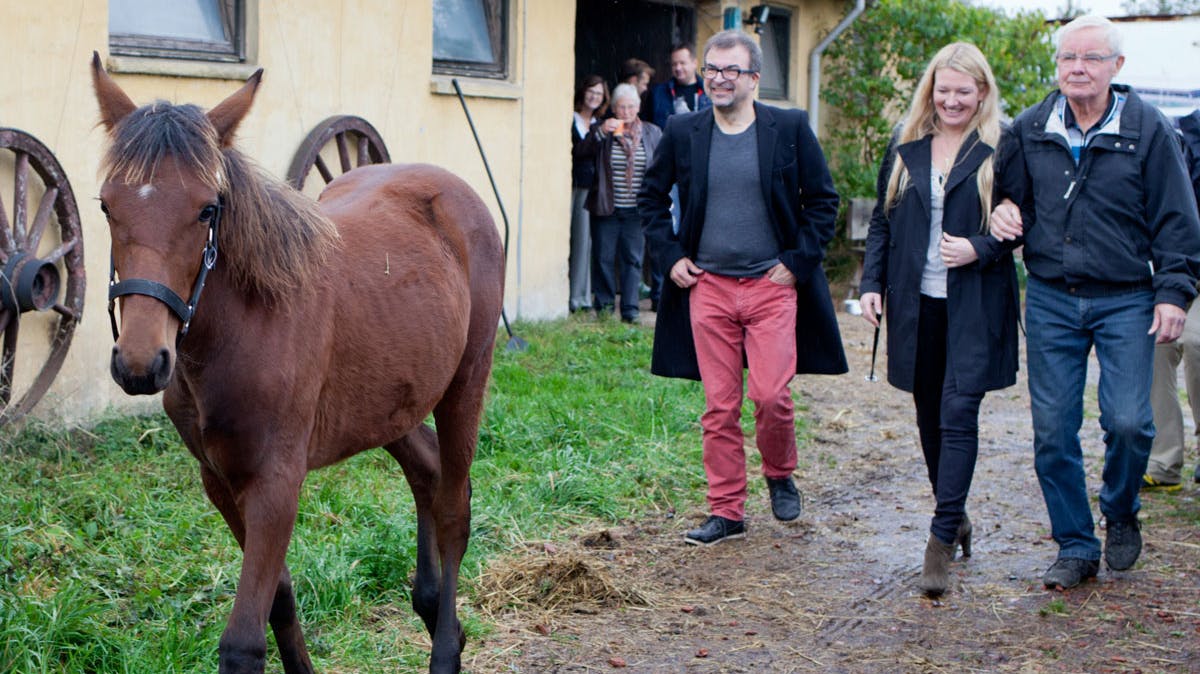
[1025,276,1155,561]
[591,208,644,319]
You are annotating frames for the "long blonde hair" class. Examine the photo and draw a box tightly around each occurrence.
[884,42,1001,232]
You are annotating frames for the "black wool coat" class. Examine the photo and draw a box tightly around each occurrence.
[859,129,1020,394]
[638,102,848,380]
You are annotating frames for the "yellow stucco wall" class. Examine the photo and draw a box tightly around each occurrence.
[0,0,574,425]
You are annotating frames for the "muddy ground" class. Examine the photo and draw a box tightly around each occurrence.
[465,308,1200,674]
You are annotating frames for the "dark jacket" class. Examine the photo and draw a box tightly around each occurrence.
[860,129,1020,394]
[571,118,595,189]
[639,102,847,380]
[574,120,662,217]
[1179,110,1200,207]
[998,86,1200,308]
[649,78,712,130]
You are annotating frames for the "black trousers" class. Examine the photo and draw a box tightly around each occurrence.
[912,294,985,545]
[591,207,644,319]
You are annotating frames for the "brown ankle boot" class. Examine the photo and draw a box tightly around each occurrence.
[956,514,973,559]
[918,537,955,596]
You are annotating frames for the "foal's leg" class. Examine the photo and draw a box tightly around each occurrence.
[427,354,494,674]
[195,455,306,674]
[384,424,442,636]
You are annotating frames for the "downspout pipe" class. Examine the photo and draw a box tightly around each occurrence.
[808,0,866,133]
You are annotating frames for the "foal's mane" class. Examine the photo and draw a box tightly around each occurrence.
[100,101,340,306]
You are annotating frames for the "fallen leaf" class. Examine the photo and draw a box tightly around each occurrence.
[680,605,695,613]
[543,542,558,554]
[608,656,627,668]
[696,648,709,658]
[535,624,551,635]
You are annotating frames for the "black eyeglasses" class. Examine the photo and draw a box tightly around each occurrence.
[702,64,758,81]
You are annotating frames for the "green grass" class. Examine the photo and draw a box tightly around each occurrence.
[0,317,809,672]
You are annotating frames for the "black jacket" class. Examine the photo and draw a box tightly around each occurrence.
[638,102,847,380]
[860,129,1020,393]
[574,120,662,217]
[1179,110,1200,208]
[571,119,595,189]
[998,86,1200,308]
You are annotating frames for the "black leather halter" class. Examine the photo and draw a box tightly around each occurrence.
[107,199,222,341]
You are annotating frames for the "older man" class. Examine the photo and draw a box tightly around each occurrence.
[991,15,1200,589]
[640,30,845,545]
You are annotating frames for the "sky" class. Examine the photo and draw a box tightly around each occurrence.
[971,0,1128,17]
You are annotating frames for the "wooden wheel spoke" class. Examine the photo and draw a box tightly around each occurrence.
[0,313,19,407]
[12,150,29,249]
[26,186,58,254]
[51,303,76,320]
[356,135,370,167]
[40,236,77,264]
[314,155,334,185]
[0,183,11,255]
[335,132,352,173]
[286,116,391,191]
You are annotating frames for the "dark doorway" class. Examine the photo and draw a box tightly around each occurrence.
[574,0,696,92]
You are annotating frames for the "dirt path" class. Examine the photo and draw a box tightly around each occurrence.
[467,311,1200,673]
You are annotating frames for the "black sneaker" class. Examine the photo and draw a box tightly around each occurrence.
[765,476,802,521]
[684,515,745,546]
[1042,558,1099,590]
[1104,517,1142,571]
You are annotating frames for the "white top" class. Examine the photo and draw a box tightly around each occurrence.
[920,167,948,298]
[574,112,592,138]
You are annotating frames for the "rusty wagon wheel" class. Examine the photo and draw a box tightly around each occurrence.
[286,115,391,193]
[0,128,86,425]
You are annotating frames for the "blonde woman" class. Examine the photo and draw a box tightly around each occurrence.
[858,43,1020,595]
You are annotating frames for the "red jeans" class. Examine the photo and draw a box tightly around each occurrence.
[689,272,798,520]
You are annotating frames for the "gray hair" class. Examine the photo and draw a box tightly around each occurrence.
[703,29,763,74]
[1057,14,1123,56]
[611,83,641,106]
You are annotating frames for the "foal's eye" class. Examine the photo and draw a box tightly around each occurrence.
[100,202,110,217]
[199,205,217,223]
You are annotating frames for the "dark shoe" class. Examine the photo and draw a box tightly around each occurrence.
[765,476,802,522]
[1104,517,1142,571]
[956,514,973,559]
[1042,558,1099,590]
[621,313,638,324]
[1141,474,1182,491]
[918,537,955,596]
[684,515,745,546]
[1195,458,1200,484]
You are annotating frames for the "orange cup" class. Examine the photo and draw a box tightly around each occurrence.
[612,120,625,136]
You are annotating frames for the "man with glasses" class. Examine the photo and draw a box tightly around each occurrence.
[991,15,1200,589]
[639,29,845,546]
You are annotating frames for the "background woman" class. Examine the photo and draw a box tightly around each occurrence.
[574,83,661,322]
[858,42,1020,596]
[570,75,609,313]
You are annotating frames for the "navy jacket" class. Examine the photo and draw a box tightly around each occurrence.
[649,78,712,131]
[639,102,847,380]
[860,129,1020,394]
[998,86,1200,308]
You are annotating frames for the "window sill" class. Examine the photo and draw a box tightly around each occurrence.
[106,55,260,80]
[430,76,521,100]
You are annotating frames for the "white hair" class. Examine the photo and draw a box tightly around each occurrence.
[611,83,640,106]
[1058,14,1123,55]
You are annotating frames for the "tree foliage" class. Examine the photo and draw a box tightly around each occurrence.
[821,0,1057,203]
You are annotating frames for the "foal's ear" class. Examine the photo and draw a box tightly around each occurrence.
[91,51,137,133]
[207,69,264,147]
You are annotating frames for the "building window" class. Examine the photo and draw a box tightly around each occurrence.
[433,0,509,79]
[110,0,244,62]
[758,7,790,100]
